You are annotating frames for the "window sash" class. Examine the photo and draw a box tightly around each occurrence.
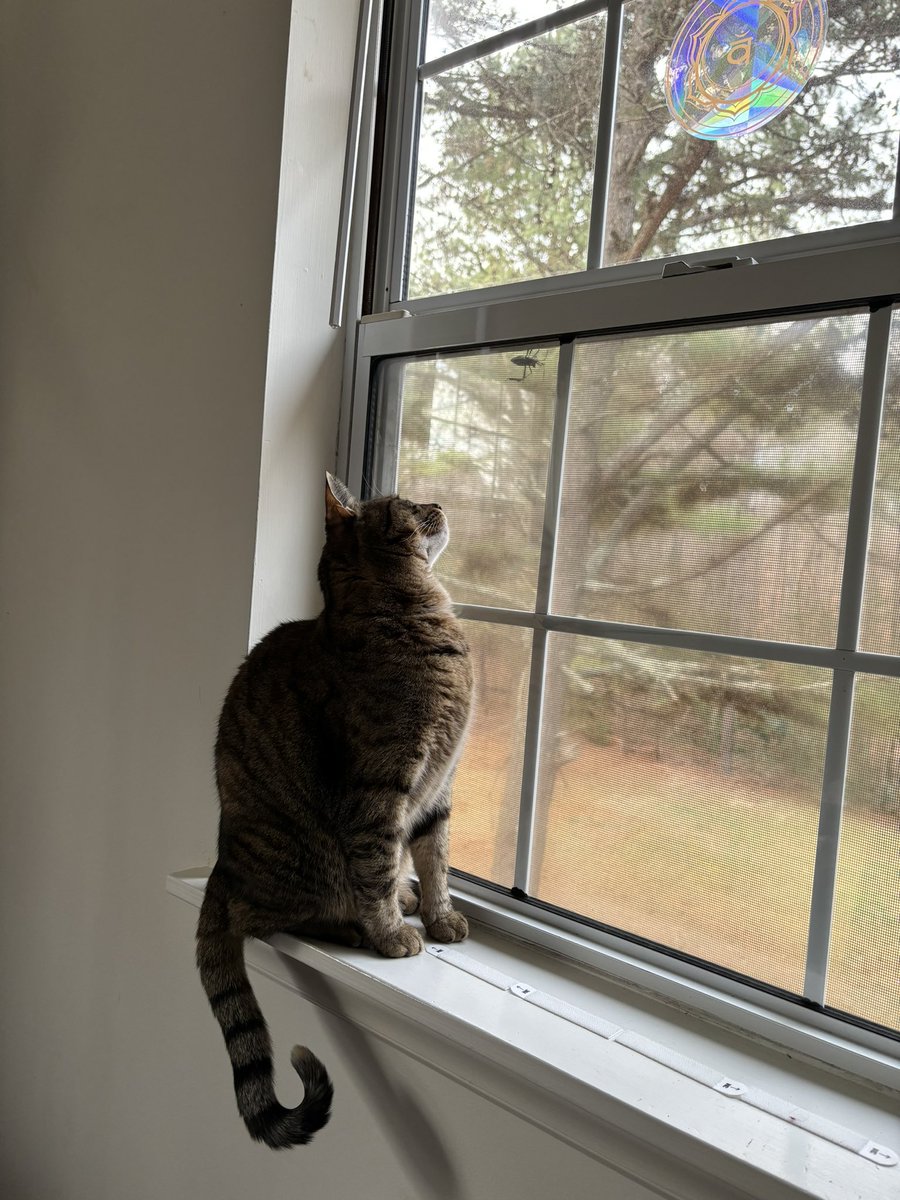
[372,0,900,311]
[341,273,900,1044]
[366,303,897,1020]
[337,0,900,1060]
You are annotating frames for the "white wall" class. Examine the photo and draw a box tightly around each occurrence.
[0,3,653,1197]
[248,0,358,641]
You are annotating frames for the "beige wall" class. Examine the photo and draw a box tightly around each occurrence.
[1,0,285,1192]
[0,3,652,1197]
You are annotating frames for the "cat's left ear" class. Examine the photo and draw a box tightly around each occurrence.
[325,472,359,524]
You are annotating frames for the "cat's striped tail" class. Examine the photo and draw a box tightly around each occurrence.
[196,867,333,1149]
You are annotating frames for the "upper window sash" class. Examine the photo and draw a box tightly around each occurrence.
[369,0,900,312]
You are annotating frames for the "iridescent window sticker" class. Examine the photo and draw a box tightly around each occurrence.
[666,0,829,140]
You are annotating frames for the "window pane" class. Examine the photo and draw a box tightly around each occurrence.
[531,635,830,991]
[860,310,900,655]
[605,4,900,266]
[409,15,606,297]
[425,0,577,61]
[553,316,868,645]
[828,675,900,1031]
[450,621,533,887]
[387,344,558,610]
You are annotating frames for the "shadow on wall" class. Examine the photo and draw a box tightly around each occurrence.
[277,953,465,1200]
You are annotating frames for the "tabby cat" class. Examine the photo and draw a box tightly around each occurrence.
[196,474,473,1149]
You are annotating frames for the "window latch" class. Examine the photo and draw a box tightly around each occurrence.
[662,255,758,278]
[359,309,413,324]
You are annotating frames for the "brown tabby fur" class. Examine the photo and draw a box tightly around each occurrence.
[196,474,473,1149]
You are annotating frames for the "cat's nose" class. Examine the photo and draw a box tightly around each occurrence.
[431,503,442,511]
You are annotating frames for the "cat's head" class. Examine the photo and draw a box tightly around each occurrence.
[324,473,449,569]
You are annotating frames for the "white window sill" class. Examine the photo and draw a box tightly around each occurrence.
[168,869,898,1200]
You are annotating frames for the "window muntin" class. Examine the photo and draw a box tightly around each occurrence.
[403,0,900,300]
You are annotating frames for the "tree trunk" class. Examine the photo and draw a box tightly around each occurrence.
[603,8,669,263]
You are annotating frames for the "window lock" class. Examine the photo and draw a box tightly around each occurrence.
[662,255,758,278]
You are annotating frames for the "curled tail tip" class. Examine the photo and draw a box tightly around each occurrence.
[291,1044,334,1127]
[290,1043,319,1072]
[244,1047,333,1149]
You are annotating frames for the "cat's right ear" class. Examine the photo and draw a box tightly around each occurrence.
[325,472,358,525]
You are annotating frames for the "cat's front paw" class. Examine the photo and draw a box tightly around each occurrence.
[398,881,421,916]
[372,923,424,958]
[425,910,469,943]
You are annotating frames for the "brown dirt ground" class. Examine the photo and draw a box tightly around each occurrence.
[449,729,899,1031]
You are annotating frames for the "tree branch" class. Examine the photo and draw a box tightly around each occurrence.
[624,138,714,262]
[584,479,836,597]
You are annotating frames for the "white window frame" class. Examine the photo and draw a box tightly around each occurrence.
[334,0,900,1083]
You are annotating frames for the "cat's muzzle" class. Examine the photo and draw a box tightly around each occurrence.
[423,507,449,563]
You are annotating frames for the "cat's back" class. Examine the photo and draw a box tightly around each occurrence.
[222,618,321,704]
[215,618,328,775]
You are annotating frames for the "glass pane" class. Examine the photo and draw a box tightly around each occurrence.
[387,344,558,610]
[425,0,576,61]
[409,15,606,297]
[828,675,900,1030]
[860,310,900,655]
[532,635,830,991]
[605,4,900,266]
[553,316,868,645]
[450,621,533,887]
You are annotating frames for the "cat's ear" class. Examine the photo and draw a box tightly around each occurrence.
[325,472,358,524]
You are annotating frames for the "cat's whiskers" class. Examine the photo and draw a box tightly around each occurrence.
[362,475,386,500]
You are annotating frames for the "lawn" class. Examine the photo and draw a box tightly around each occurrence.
[449,729,899,1031]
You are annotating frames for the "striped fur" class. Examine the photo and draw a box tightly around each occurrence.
[197,475,473,1148]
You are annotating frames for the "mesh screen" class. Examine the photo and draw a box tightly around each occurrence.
[375,290,898,1025]
[448,621,533,888]
[828,675,900,1030]
[530,634,831,991]
[553,316,868,644]
[860,310,900,656]
[394,345,558,611]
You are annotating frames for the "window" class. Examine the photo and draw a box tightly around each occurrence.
[341,0,900,1057]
